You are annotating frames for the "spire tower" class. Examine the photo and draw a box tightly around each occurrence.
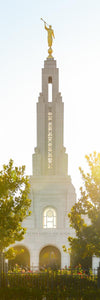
[32,58,68,176]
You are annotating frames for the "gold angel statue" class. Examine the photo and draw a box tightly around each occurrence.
[41,18,55,58]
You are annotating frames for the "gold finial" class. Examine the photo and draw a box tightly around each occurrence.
[41,18,55,58]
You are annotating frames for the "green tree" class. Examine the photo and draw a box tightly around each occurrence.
[67,152,100,263]
[0,159,31,257]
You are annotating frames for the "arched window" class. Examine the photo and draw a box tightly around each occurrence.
[43,207,56,228]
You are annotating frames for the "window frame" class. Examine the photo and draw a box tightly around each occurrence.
[43,207,57,229]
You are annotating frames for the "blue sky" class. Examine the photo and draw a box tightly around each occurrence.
[0,0,100,199]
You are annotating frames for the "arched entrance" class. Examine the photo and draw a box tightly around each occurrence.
[8,245,30,268]
[39,245,61,270]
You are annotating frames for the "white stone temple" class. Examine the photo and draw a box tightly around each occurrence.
[11,55,76,270]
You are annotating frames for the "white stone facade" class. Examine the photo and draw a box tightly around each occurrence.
[14,57,76,269]
[92,256,100,271]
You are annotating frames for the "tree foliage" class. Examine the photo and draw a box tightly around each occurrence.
[0,159,31,254]
[68,152,100,260]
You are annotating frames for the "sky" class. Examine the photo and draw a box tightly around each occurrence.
[0,0,100,200]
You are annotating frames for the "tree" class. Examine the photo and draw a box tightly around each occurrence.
[0,159,31,257]
[67,152,100,264]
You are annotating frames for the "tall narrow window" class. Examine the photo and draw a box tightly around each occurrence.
[48,76,52,102]
[43,207,56,228]
[48,83,52,102]
[48,111,53,169]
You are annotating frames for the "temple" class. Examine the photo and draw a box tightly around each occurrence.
[10,54,76,269]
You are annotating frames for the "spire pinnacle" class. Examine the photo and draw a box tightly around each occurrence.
[41,18,55,58]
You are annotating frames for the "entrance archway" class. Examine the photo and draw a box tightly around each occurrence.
[39,245,61,270]
[9,245,30,268]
